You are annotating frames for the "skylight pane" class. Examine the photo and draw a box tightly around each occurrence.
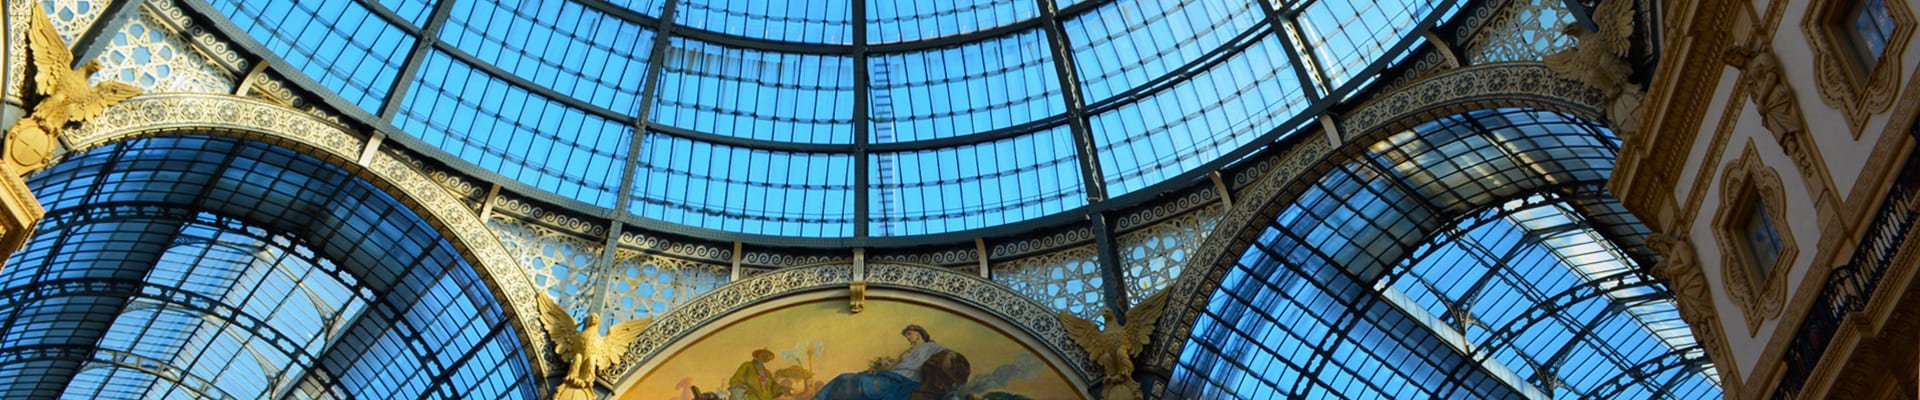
[870,125,1085,236]
[1092,36,1307,196]
[1065,0,1265,103]
[397,51,632,209]
[206,0,416,112]
[868,29,1064,143]
[1295,0,1439,85]
[651,38,856,144]
[441,0,656,114]
[676,0,852,44]
[867,0,1037,43]
[630,134,855,238]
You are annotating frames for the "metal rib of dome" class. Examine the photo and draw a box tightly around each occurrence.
[204,0,1453,240]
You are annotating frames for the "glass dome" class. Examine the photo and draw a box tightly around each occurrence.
[205,0,1453,240]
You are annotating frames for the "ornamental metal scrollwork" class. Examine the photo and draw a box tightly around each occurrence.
[1341,63,1607,140]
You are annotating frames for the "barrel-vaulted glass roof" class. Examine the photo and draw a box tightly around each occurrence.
[206,0,1451,240]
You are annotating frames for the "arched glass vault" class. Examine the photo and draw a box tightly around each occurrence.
[1168,109,1719,398]
[0,136,537,399]
[199,0,1458,242]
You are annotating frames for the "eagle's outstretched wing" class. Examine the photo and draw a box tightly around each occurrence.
[68,81,139,122]
[1591,0,1635,58]
[1058,311,1106,355]
[1122,289,1169,357]
[596,317,653,369]
[27,3,71,96]
[536,291,583,357]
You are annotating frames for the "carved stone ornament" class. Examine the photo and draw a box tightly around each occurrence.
[9,2,141,173]
[1543,0,1647,137]
[1803,0,1915,136]
[1710,143,1799,335]
[1644,233,1731,376]
[1730,47,1830,196]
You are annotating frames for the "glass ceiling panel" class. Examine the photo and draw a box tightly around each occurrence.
[1295,0,1439,85]
[870,125,1085,236]
[440,0,657,114]
[868,29,1064,143]
[1387,201,1720,398]
[398,50,633,209]
[378,0,438,27]
[675,0,853,44]
[206,0,416,111]
[0,137,538,400]
[652,37,857,144]
[1169,108,1719,399]
[866,0,1039,43]
[1064,0,1265,103]
[631,133,855,237]
[1092,35,1307,196]
[199,0,1464,238]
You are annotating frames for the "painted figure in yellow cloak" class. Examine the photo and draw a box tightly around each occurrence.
[729,348,789,400]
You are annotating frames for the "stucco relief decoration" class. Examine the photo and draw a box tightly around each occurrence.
[1728,47,1826,187]
[1711,143,1799,335]
[1543,0,1647,138]
[1645,233,1732,377]
[1803,0,1914,136]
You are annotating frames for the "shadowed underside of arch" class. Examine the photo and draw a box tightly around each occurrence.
[53,94,554,373]
[1147,89,1718,398]
[0,136,540,399]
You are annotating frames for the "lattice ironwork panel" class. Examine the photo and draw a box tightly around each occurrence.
[42,0,104,42]
[1465,0,1578,63]
[991,244,1104,321]
[600,251,729,327]
[1119,203,1224,306]
[489,215,601,324]
[91,8,236,93]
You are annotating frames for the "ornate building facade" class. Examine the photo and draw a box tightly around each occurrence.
[0,0,1895,398]
[1615,0,1920,397]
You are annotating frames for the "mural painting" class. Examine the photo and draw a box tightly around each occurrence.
[620,297,1084,400]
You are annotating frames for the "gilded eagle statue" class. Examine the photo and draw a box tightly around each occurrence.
[1060,289,1170,400]
[1543,0,1645,136]
[537,292,651,400]
[7,3,141,173]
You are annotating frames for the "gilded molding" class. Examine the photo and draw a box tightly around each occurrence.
[610,262,1097,384]
[1802,0,1915,137]
[56,93,555,374]
[1712,142,1799,336]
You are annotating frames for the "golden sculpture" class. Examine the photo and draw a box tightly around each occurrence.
[537,292,652,400]
[1059,289,1170,400]
[8,3,141,173]
[1543,0,1644,136]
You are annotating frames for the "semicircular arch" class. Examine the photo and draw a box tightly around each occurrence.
[53,93,554,373]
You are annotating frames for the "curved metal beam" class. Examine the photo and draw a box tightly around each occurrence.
[0,345,242,400]
[58,94,554,376]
